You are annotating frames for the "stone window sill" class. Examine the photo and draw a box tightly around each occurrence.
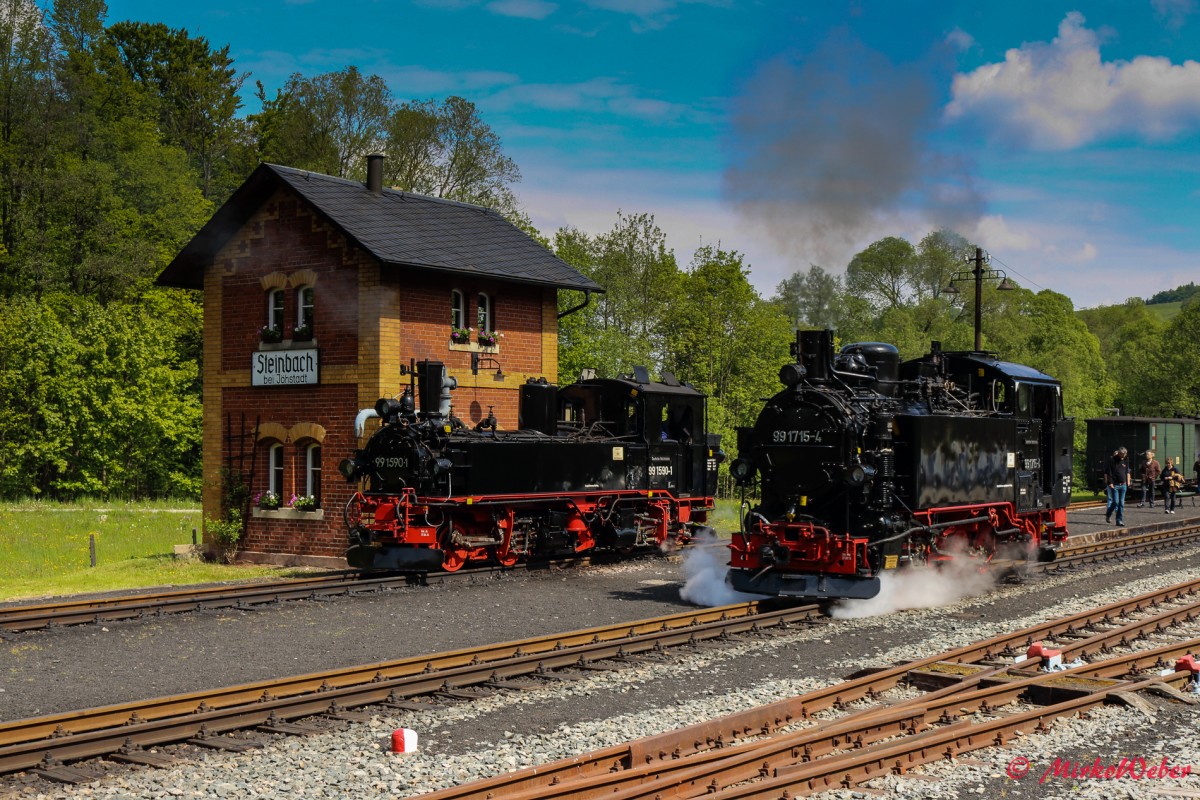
[449,341,498,354]
[252,508,325,520]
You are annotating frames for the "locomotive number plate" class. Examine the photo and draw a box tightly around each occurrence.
[375,457,409,468]
[773,430,824,444]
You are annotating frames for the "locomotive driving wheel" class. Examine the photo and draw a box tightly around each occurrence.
[491,546,517,567]
[439,522,470,572]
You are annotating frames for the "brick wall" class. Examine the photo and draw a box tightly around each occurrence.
[201,186,562,563]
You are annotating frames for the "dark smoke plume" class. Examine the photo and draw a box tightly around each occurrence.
[723,32,984,269]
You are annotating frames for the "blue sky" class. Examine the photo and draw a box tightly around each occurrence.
[101,0,1200,309]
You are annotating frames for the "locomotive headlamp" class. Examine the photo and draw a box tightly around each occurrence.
[729,458,754,484]
[338,458,360,481]
[779,363,806,387]
[844,464,875,487]
[375,398,401,419]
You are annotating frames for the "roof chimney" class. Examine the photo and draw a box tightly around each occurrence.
[366,154,384,194]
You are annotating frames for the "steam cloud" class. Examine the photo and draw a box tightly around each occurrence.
[679,530,769,607]
[723,32,985,274]
[828,556,995,619]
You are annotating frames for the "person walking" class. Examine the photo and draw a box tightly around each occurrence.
[1138,450,1161,507]
[1161,457,1183,514]
[1105,447,1131,526]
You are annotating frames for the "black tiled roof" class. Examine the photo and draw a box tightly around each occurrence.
[157,163,602,293]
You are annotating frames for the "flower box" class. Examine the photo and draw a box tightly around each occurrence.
[477,331,500,347]
[292,325,313,342]
[291,494,317,512]
[260,326,283,344]
[256,491,281,510]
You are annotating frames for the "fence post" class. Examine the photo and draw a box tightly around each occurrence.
[89,533,96,568]
[192,527,198,546]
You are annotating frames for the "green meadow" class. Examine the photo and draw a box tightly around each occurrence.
[0,500,309,601]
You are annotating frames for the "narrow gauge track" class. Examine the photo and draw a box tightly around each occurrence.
[5,572,1200,784]
[411,579,1200,800]
[0,548,655,633]
[0,500,1158,634]
[0,600,823,778]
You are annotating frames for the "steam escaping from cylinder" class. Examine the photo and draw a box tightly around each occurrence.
[828,555,995,619]
[680,529,770,607]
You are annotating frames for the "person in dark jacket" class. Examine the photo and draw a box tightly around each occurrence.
[1138,450,1161,508]
[1161,457,1183,514]
[1104,447,1130,526]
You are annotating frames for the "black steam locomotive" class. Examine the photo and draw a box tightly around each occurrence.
[727,330,1073,599]
[339,361,722,571]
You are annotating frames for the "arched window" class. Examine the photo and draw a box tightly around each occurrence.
[267,289,285,333]
[305,443,322,505]
[451,289,465,330]
[296,286,314,337]
[269,442,285,497]
[477,292,492,332]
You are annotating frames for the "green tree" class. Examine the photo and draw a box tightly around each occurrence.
[0,294,201,498]
[555,212,680,380]
[667,244,791,465]
[255,66,393,178]
[104,21,249,199]
[773,264,842,330]
[1078,299,1163,415]
[845,236,919,311]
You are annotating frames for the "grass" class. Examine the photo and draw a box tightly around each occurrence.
[1147,301,1182,324]
[0,499,317,602]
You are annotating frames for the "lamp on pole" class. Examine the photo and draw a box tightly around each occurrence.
[941,247,1015,351]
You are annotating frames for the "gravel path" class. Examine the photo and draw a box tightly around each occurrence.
[2,505,1199,799]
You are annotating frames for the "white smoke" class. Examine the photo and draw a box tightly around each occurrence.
[679,530,770,607]
[829,555,995,619]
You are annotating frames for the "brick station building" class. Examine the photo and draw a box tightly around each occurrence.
[158,157,600,566]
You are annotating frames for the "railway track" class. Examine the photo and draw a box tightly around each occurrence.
[5,574,1198,787]
[0,600,822,779]
[2,511,1196,635]
[409,579,1200,800]
[0,548,652,633]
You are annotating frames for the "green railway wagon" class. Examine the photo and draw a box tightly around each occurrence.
[1085,415,1200,492]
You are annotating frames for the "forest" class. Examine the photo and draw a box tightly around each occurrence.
[1,0,1197,500]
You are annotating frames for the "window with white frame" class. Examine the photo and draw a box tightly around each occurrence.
[477,292,492,332]
[296,286,314,335]
[268,289,285,332]
[269,442,285,497]
[306,443,322,505]
[451,289,465,330]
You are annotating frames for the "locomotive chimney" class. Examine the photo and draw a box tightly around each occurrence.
[796,330,834,383]
[366,154,384,194]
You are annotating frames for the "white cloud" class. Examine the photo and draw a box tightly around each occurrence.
[973,215,1039,251]
[1152,0,1196,30]
[945,27,974,53]
[486,77,705,122]
[486,0,558,19]
[945,12,1200,149]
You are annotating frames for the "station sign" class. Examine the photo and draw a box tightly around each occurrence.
[252,348,319,386]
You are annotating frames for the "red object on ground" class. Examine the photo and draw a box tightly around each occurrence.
[1175,654,1200,674]
[391,728,419,753]
[1026,641,1062,660]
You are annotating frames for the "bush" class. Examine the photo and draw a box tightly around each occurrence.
[205,511,242,563]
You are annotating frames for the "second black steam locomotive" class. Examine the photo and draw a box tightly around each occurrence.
[339,361,722,571]
[727,330,1074,599]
